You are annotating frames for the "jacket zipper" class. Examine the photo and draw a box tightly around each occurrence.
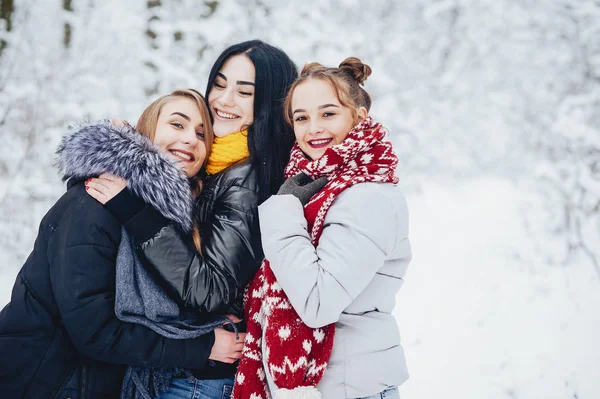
[80,364,88,399]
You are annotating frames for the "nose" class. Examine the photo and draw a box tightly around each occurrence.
[181,127,199,146]
[307,119,324,136]
[219,87,235,107]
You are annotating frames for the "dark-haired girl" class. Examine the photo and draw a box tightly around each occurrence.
[87,40,298,398]
[234,58,411,399]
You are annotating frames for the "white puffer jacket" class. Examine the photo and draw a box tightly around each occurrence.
[258,181,412,398]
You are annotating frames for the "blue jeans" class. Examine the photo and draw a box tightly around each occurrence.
[358,386,400,399]
[158,377,234,399]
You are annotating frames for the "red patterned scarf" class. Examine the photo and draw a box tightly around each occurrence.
[233,116,398,398]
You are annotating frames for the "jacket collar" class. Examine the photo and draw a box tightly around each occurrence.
[56,121,194,232]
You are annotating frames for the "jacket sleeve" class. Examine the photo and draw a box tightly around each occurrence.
[48,195,215,368]
[124,184,263,313]
[258,185,410,329]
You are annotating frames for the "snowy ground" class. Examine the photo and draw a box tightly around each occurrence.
[395,178,600,399]
[1,177,599,398]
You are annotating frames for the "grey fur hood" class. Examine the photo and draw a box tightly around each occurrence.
[56,121,193,232]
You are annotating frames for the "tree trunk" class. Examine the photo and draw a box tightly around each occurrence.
[0,0,15,56]
[63,0,72,48]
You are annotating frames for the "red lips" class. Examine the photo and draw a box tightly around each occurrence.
[307,138,333,148]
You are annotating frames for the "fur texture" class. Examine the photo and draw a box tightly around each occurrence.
[56,121,193,231]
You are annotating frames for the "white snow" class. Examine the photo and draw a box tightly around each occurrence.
[2,177,598,398]
[395,178,600,398]
[1,1,599,397]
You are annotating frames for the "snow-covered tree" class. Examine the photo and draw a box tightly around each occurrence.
[1,0,598,275]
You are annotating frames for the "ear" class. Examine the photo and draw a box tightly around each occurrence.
[356,106,368,121]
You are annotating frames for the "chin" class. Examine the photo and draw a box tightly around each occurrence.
[307,151,323,160]
[213,127,226,137]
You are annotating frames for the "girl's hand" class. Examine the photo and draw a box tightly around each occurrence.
[277,173,328,206]
[85,173,128,204]
[111,118,126,128]
[209,327,246,364]
[111,118,130,128]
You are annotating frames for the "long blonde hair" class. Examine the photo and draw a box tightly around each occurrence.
[136,88,213,252]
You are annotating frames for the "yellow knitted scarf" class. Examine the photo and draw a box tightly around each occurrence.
[205,129,250,175]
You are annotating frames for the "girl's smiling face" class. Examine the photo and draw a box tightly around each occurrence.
[207,54,256,137]
[291,79,366,160]
[153,97,207,177]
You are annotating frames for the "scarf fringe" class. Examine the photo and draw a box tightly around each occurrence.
[275,386,322,399]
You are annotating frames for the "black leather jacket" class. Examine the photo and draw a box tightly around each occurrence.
[103,160,264,380]
[110,160,263,318]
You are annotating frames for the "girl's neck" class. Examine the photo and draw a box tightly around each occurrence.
[214,126,250,138]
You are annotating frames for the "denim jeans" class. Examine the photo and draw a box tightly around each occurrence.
[158,377,234,399]
[358,385,400,399]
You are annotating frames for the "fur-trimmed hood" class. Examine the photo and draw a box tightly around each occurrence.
[56,121,193,232]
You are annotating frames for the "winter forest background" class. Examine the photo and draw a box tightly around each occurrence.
[1,0,599,397]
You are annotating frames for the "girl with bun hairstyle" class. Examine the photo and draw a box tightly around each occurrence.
[233,58,411,399]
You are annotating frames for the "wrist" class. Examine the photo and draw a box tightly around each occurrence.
[105,188,146,224]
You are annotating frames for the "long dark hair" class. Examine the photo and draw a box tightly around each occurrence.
[205,40,298,202]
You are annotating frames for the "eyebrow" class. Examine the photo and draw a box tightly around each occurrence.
[170,112,190,121]
[170,112,205,128]
[216,72,255,87]
[292,104,339,115]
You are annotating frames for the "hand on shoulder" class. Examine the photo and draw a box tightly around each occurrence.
[86,173,128,205]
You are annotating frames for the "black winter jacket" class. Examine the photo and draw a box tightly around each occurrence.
[0,182,216,399]
[0,123,216,398]
[109,160,264,380]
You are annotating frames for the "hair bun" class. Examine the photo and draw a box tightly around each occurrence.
[300,62,325,77]
[339,57,372,85]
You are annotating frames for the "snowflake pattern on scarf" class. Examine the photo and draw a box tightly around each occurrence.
[233,117,399,399]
